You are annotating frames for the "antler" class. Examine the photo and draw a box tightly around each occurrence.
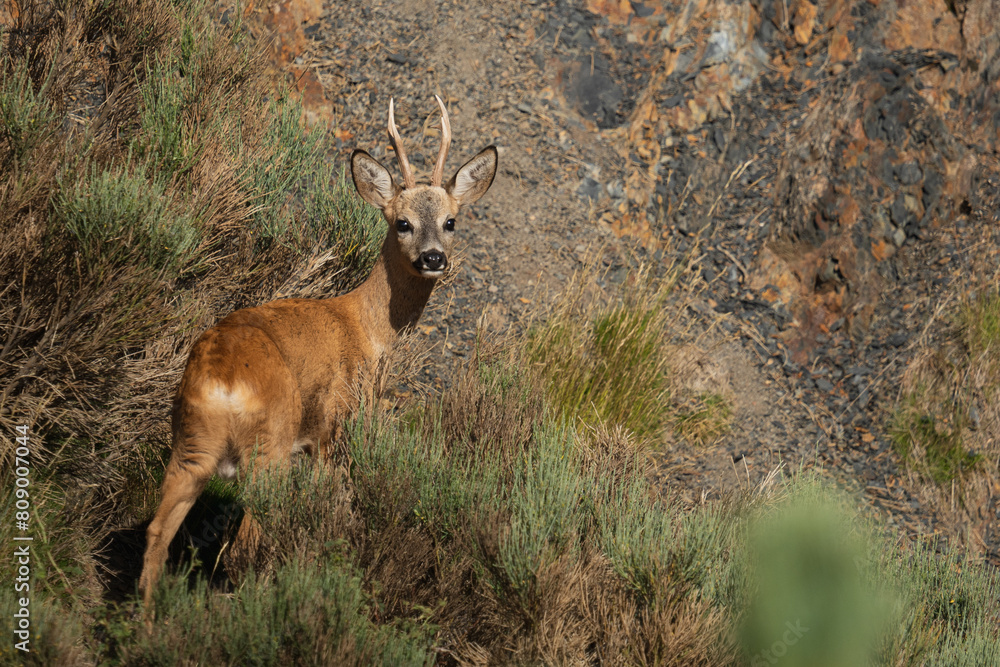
[430,95,452,187]
[387,98,416,189]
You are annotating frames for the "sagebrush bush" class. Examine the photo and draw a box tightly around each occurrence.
[129,555,432,666]
[54,162,201,275]
[337,355,737,664]
[0,61,58,171]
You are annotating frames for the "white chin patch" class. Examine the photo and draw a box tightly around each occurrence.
[422,269,444,278]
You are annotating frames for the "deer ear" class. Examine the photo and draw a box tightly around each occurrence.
[351,150,397,209]
[446,146,498,206]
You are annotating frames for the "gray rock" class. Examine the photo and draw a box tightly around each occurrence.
[816,377,835,393]
[892,225,907,247]
[896,161,922,186]
[578,177,601,202]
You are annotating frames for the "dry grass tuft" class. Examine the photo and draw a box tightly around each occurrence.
[891,288,1000,556]
[524,258,678,442]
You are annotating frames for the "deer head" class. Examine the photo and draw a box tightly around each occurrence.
[351,96,498,279]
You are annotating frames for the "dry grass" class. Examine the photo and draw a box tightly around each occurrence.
[524,258,678,442]
[891,288,1000,555]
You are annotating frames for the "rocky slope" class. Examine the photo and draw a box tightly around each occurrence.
[253,0,1000,559]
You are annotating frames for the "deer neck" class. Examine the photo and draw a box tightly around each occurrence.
[346,232,436,351]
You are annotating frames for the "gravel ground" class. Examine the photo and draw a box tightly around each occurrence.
[290,0,1000,560]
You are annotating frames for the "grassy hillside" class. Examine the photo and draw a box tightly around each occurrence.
[1,0,999,664]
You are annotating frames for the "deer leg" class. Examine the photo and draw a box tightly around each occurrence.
[140,375,230,613]
[139,459,213,610]
[225,390,301,576]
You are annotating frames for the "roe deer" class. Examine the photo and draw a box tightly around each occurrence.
[138,96,498,611]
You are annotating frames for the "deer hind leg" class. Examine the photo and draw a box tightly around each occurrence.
[139,452,217,610]
[223,361,302,577]
[139,374,234,611]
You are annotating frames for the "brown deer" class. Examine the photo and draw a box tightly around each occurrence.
[138,96,498,611]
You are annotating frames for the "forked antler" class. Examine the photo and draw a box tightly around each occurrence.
[387,97,452,189]
[387,98,416,189]
[430,95,451,187]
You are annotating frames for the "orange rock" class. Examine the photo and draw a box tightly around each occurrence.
[962,0,1000,67]
[870,238,894,261]
[761,286,782,304]
[585,0,632,24]
[792,0,818,45]
[258,0,330,121]
[262,0,324,66]
[287,67,327,118]
[829,25,852,63]
[884,0,962,53]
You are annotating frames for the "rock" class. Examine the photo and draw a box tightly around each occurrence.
[725,264,740,287]
[578,177,602,202]
[892,226,907,248]
[887,333,909,347]
[753,51,972,359]
[884,0,963,54]
[561,53,623,129]
[386,52,417,66]
[896,161,923,186]
[890,195,910,227]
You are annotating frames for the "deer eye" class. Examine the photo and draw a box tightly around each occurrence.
[444,218,455,232]
[396,219,412,233]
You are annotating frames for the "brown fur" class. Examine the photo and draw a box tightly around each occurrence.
[138,122,498,612]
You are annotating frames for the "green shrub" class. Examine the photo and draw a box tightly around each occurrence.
[891,406,981,485]
[0,590,90,666]
[0,60,58,170]
[240,98,324,241]
[53,162,201,276]
[740,488,882,667]
[958,289,1000,358]
[303,165,386,278]
[130,556,432,666]
[891,289,1000,487]
[871,530,1000,665]
[344,358,735,663]
[0,475,99,604]
[738,478,1000,667]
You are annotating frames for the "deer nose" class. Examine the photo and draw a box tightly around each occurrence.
[420,251,446,271]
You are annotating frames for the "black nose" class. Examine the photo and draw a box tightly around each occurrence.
[420,251,445,271]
